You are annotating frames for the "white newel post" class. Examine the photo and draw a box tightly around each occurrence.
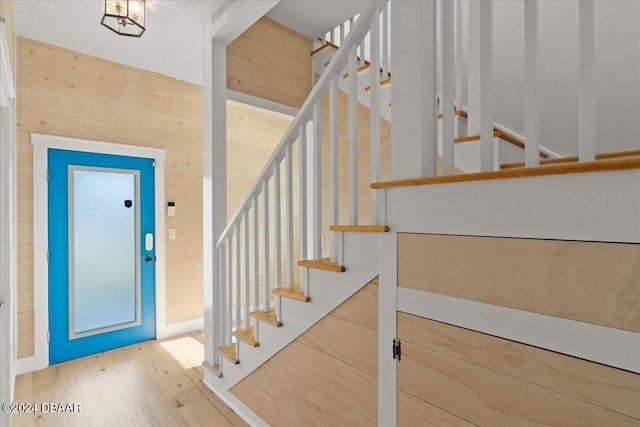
[203,36,227,373]
[390,0,438,179]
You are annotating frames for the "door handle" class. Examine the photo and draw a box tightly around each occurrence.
[144,256,154,263]
[0,299,4,308]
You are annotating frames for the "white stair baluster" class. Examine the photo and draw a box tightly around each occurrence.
[479,0,494,171]
[442,0,455,175]
[382,4,389,78]
[524,0,540,167]
[285,144,294,289]
[274,163,282,288]
[370,7,381,224]
[252,196,259,333]
[348,44,359,225]
[329,76,339,263]
[262,179,270,313]
[312,100,322,260]
[579,0,596,163]
[235,223,241,333]
[226,237,232,348]
[243,209,250,332]
[298,124,308,296]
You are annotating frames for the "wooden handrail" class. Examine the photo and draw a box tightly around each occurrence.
[501,149,640,170]
[371,157,640,189]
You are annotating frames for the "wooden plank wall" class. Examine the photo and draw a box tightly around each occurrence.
[398,313,640,426]
[231,277,379,425]
[227,17,312,109]
[397,233,640,332]
[16,37,204,357]
[226,100,299,304]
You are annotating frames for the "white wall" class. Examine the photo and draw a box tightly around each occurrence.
[468,0,639,157]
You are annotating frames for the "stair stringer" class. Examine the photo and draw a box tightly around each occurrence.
[204,232,380,393]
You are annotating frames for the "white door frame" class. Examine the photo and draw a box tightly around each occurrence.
[0,17,17,427]
[31,133,166,371]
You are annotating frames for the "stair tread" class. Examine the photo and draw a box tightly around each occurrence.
[310,41,339,56]
[343,63,391,80]
[298,258,346,272]
[501,149,640,170]
[250,308,282,327]
[330,225,389,233]
[364,78,392,92]
[272,285,311,302]
[371,157,640,189]
[455,132,501,144]
[217,345,239,364]
[233,327,259,347]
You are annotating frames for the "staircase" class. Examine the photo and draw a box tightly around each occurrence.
[202,0,640,423]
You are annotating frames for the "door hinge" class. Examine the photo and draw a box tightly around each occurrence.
[152,161,156,167]
[47,330,50,344]
[392,339,401,361]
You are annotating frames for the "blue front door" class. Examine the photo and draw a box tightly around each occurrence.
[48,149,156,364]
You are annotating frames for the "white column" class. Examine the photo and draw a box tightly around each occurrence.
[579,0,596,162]
[479,0,494,171]
[390,1,438,179]
[524,0,540,167]
[442,0,455,175]
[203,37,226,367]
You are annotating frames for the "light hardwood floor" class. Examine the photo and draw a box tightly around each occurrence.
[12,331,246,427]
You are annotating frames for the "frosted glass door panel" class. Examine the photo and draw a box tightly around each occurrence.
[70,167,140,338]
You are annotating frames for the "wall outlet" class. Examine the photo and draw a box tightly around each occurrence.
[168,228,176,239]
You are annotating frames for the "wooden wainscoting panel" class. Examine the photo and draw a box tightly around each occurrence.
[397,390,475,427]
[398,233,640,332]
[398,313,640,420]
[398,338,639,426]
[231,278,379,424]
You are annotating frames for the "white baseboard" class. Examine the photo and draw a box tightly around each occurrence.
[204,369,268,427]
[156,317,204,340]
[16,356,35,376]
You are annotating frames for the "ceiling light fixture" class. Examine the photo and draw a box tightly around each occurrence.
[101,0,146,37]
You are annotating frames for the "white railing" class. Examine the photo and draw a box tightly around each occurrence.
[212,0,388,363]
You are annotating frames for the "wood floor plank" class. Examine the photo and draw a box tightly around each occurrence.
[12,331,246,427]
[398,390,477,427]
[399,341,639,427]
[399,313,640,419]
[232,380,315,426]
[329,283,378,330]
[297,314,378,377]
[270,341,378,424]
[233,360,376,427]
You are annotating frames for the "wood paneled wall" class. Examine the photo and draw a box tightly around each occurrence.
[231,277,379,425]
[397,233,640,332]
[398,312,640,426]
[16,37,204,357]
[227,17,312,109]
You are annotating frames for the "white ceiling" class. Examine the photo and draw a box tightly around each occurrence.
[11,0,366,86]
